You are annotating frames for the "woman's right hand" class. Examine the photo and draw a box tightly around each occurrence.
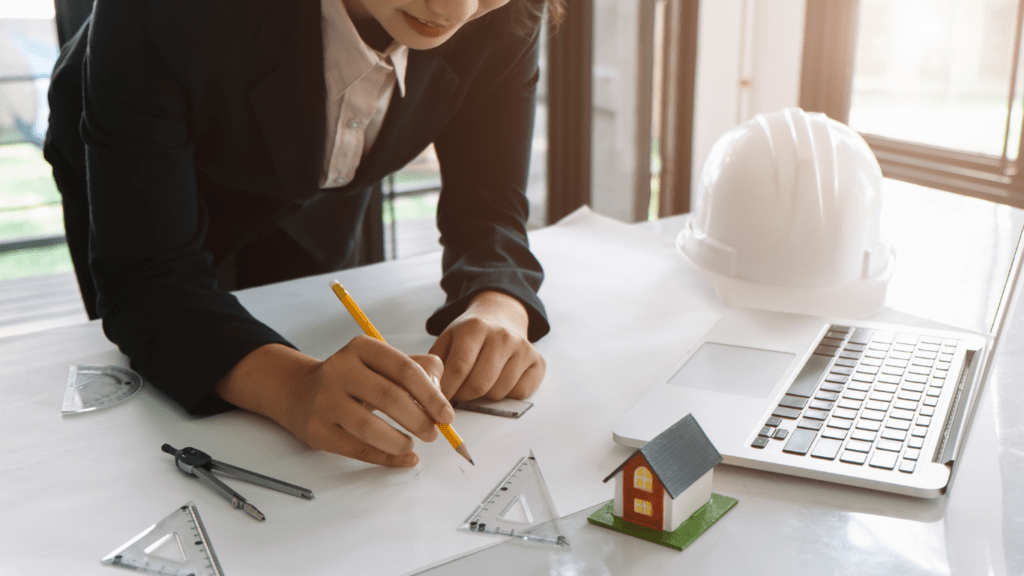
[214,338,454,467]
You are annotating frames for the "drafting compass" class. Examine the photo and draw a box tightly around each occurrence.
[162,444,313,521]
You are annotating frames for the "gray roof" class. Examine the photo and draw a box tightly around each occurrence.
[603,414,722,499]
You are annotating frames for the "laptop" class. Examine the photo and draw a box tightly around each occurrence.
[612,307,990,498]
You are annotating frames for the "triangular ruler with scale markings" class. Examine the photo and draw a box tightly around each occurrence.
[458,452,569,547]
[101,501,224,575]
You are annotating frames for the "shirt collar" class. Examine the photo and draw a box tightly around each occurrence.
[321,0,409,102]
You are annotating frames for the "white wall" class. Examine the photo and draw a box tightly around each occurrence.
[691,0,807,208]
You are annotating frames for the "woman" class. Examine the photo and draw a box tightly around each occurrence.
[43,0,564,467]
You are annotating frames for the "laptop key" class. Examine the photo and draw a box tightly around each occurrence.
[869,391,894,403]
[903,448,921,461]
[782,428,817,455]
[869,451,899,470]
[779,395,807,409]
[849,328,873,345]
[804,409,830,420]
[885,419,911,431]
[765,416,782,427]
[811,438,843,460]
[815,390,840,402]
[876,439,903,452]
[841,450,867,465]
[798,418,823,430]
[809,400,834,411]
[772,407,801,419]
[890,409,915,420]
[846,440,872,453]
[837,399,862,411]
[881,428,907,441]
[786,354,832,398]
[893,399,918,411]
[847,381,871,392]
[856,419,881,431]
[861,409,886,421]
[752,436,769,448]
[759,426,774,437]
[899,459,916,473]
[814,344,840,357]
[909,437,925,449]
[865,400,889,411]
[833,408,858,420]
[827,418,852,430]
[773,428,789,440]
[851,429,876,442]
[820,427,847,440]
[821,382,845,393]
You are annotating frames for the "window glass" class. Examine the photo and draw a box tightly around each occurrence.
[633,498,653,516]
[849,0,1024,159]
[633,466,654,491]
[0,2,71,280]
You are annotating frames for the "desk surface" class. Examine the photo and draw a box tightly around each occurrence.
[2,180,1022,576]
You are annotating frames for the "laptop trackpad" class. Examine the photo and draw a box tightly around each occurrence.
[666,343,796,398]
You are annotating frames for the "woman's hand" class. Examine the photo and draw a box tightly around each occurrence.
[214,339,453,467]
[429,291,545,401]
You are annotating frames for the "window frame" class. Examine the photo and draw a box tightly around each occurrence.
[799,0,1024,208]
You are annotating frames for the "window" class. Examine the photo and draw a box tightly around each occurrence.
[801,0,1024,207]
[0,1,70,281]
[633,466,654,491]
[633,498,654,516]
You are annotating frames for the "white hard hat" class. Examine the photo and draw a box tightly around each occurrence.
[677,107,895,318]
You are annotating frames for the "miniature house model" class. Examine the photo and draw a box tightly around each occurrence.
[603,414,722,532]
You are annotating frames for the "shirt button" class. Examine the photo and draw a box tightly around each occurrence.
[347,120,361,129]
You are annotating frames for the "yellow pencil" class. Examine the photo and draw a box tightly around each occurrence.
[330,280,474,465]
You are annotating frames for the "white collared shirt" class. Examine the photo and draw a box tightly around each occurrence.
[320,0,409,188]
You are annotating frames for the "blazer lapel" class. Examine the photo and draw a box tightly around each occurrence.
[249,0,325,201]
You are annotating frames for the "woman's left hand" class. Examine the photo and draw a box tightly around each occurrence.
[429,291,545,401]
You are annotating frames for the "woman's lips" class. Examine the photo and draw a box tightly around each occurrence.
[401,11,452,38]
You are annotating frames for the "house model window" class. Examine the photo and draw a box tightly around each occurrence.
[634,467,653,491]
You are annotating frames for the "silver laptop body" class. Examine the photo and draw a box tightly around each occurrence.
[612,308,989,498]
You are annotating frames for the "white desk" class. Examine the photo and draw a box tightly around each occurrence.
[2,180,1022,575]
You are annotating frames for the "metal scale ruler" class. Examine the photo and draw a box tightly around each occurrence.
[101,501,225,576]
[459,453,569,547]
[62,365,143,414]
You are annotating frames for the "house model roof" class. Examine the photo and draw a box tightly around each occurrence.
[603,413,723,499]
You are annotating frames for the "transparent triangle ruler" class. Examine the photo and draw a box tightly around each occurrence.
[101,501,225,576]
[459,452,569,547]
[62,365,143,414]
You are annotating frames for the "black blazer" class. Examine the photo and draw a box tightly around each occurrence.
[44,0,549,414]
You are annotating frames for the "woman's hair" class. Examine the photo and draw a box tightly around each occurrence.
[508,0,567,37]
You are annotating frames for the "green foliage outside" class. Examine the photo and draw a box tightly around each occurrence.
[0,142,73,280]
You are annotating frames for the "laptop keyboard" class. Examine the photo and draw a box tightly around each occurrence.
[750,325,960,474]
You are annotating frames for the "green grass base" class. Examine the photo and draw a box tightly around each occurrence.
[587,493,737,551]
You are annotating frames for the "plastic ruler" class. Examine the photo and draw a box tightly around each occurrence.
[101,501,224,576]
[61,365,143,414]
[459,453,569,547]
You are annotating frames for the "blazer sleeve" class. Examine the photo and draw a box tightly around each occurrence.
[428,26,550,343]
[81,0,293,414]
